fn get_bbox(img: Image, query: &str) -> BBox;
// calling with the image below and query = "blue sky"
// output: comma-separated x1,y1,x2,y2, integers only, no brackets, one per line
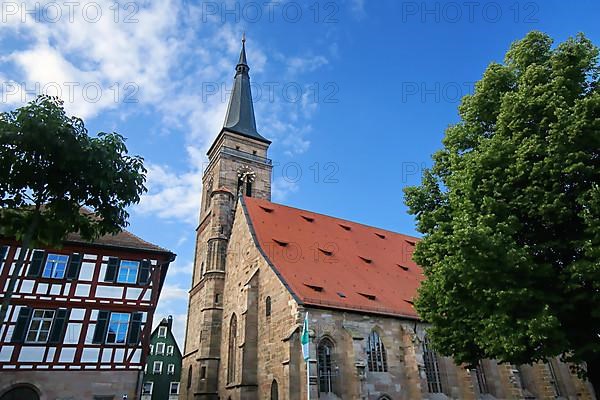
1,0,599,345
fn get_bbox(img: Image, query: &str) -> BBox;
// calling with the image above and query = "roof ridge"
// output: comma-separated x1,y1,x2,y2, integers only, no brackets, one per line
243,196,421,241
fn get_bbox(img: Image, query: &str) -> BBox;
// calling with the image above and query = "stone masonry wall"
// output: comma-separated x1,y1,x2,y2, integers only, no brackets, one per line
0,370,140,399
219,200,302,400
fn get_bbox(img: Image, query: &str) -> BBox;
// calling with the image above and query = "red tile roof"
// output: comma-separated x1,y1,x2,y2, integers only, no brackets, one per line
64,229,172,254
243,196,423,319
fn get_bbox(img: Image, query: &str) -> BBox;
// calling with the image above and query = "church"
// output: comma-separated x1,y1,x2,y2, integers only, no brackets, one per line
179,39,596,400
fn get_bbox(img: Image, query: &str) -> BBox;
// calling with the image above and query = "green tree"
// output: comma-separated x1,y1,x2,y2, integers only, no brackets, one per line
0,95,147,323
404,31,600,394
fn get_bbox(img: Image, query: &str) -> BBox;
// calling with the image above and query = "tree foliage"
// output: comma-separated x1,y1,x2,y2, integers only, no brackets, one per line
0,95,147,247
404,31,600,380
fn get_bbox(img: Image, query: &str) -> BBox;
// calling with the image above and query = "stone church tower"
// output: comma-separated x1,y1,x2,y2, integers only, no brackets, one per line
181,38,272,400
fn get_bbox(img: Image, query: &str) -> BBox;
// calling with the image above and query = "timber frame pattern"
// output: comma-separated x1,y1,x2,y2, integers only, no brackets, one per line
0,238,174,372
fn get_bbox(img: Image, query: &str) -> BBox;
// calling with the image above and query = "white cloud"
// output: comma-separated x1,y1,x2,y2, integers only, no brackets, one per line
272,176,299,202
1,1,331,224
136,153,204,224
1,0,182,119
168,260,193,276
286,55,329,75
350,0,367,19
158,283,189,302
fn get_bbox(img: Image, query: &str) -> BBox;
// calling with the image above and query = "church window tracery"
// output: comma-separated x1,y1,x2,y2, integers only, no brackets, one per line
318,338,336,394
227,314,238,383
367,331,388,372
422,335,443,393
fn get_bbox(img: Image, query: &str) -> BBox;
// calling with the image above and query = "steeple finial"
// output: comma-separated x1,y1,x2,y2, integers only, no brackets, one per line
237,32,248,69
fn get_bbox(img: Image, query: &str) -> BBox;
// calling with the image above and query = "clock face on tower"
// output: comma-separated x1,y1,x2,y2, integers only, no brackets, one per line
236,165,256,183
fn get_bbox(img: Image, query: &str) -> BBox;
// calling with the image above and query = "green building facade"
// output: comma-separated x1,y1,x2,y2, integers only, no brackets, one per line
142,316,182,400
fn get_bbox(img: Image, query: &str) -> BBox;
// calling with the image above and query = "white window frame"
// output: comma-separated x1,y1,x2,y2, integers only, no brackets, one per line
155,342,165,355
149,344,153,355
42,253,69,279
170,382,180,395
105,312,130,344
142,381,153,394
158,326,167,338
167,345,174,356
153,361,163,374
167,363,175,374
117,260,139,284
26,309,55,343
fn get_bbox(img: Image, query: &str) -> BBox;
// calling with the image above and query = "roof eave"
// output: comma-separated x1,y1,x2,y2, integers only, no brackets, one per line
206,127,271,157
61,239,176,259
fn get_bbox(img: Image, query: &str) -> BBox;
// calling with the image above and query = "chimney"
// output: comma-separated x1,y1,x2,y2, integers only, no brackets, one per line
167,315,173,331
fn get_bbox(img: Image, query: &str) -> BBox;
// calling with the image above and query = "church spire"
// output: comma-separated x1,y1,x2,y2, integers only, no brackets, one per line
222,34,269,143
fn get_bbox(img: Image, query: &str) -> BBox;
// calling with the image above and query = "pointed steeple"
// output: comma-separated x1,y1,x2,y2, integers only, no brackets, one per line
222,34,269,143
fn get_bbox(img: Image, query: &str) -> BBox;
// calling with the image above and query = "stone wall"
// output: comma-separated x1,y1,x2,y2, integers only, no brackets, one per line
218,200,302,400
296,308,596,400
0,370,140,399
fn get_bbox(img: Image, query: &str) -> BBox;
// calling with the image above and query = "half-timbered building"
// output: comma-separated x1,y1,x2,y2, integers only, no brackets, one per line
0,229,175,400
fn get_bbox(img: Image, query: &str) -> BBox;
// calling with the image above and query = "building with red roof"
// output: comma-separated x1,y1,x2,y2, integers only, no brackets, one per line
179,38,595,400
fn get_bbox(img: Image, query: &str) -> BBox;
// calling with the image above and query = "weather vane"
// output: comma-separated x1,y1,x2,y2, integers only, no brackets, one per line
242,32,246,44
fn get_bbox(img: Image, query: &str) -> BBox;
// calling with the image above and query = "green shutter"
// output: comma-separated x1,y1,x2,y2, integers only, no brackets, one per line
127,312,143,344
66,253,83,280
104,257,119,282
93,311,110,344
0,246,8,270
138,260,151,285
26,250,45,278
12,307,32,343
48,308,70,344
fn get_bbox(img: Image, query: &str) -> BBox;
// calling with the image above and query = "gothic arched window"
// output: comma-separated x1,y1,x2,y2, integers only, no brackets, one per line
236,166,255,197
422,336,443,393
237,178,252,197
187,365,192,389
546,359,563,397
265,296,272,317
474,361,489,394
204,178,213,211
227,314,237,383
270,379,279,400
367,331,388,372
317,338,335,393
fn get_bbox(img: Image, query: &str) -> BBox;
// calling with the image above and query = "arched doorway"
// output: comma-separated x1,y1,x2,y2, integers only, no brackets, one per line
0,385,39,400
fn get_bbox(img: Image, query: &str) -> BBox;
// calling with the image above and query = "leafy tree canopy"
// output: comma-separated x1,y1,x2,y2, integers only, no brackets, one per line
404,31,600,381
0,95,147,247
